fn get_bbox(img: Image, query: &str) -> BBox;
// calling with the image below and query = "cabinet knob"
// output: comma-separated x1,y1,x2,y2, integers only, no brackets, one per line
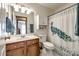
33,41,35,44
14,46,16,48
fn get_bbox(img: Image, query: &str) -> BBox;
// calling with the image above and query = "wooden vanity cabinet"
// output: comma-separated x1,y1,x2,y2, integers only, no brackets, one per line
26,38,40,56
6,41,26,56
6,38,40,56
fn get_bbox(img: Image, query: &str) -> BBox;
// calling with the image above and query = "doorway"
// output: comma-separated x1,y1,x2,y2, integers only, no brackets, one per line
16,16,27,34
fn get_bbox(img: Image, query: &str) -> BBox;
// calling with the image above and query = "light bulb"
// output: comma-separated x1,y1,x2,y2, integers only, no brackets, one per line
21,7,26,13
14,5,21,12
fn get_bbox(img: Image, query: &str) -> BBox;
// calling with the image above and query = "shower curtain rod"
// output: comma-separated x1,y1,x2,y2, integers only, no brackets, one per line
48,3,77,17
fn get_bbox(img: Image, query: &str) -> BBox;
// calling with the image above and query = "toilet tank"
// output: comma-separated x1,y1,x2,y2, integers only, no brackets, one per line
39,35,47,42
35,29,47,42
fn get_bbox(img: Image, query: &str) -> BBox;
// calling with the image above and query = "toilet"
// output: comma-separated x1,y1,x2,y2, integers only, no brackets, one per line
39,35,55,55
42,42,54,55
43,42,54,50
35,30,54,55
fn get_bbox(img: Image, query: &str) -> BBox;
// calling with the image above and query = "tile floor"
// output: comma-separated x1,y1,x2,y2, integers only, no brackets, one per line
40,48,60,56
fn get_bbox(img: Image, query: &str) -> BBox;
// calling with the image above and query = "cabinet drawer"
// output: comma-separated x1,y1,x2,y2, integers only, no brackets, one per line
26,38,39,46
6,47,25,56
33,39,39,43
6,41,25,51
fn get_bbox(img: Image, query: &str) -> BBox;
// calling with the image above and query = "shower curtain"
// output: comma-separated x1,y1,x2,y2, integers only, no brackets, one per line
48,4,79,56
0,3,7,36
0,3,6,56
75,4,79,36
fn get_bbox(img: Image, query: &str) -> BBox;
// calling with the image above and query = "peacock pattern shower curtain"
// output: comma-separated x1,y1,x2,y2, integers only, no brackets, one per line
48,4,79,56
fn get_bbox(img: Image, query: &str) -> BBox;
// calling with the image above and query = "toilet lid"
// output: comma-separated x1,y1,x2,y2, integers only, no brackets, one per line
43,42,54,48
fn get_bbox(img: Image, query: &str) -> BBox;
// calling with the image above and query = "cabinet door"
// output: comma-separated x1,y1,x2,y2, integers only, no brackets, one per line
6,47,25,56
27,43,40,56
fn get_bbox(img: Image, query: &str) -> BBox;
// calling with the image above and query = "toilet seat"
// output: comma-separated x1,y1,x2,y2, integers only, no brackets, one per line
43,42,54,50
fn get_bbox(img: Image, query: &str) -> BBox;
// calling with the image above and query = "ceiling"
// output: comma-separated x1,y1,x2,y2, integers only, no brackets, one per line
38,3,68,10
18,3,74,11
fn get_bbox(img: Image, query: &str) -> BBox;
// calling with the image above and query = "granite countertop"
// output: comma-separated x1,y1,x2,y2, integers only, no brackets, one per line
6,34,39,44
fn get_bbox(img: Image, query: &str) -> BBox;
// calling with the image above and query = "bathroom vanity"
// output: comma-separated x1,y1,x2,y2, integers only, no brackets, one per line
6,35,40,56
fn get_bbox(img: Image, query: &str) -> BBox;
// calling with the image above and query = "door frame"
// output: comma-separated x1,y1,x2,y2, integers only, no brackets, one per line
16,16,27,34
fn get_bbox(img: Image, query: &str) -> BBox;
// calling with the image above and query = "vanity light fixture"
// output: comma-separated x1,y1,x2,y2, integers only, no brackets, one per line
14,4,32,14
27,9,32,14
14,4,21,12
21,7,26,13
8,4,33,14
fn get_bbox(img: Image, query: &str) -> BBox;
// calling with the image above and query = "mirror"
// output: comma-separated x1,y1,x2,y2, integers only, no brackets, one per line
15,11,35,35
0,4,36,36
5,4,36,35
